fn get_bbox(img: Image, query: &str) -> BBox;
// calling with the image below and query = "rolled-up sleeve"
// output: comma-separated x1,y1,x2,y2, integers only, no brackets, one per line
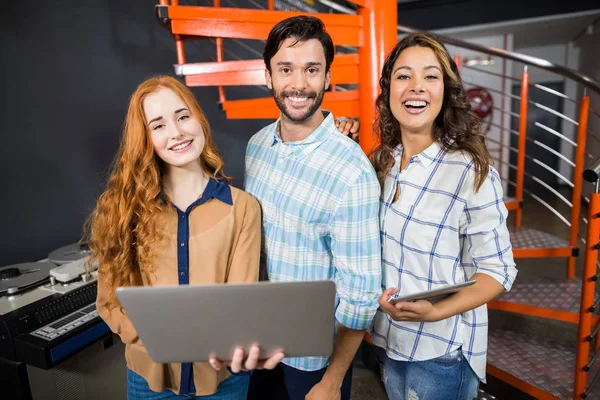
460,167,517,291
330,167,382,330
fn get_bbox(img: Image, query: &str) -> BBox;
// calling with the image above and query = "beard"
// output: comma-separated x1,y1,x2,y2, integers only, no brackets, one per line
272,84,326,123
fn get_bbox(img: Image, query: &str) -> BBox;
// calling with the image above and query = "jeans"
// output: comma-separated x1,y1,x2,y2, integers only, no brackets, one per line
280,363,353,400
127,369,249,400
377,348,479,400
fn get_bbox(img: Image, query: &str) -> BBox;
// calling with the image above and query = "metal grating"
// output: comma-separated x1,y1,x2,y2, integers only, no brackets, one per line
509,227,570,250
495,278,597,314
488,329,600,399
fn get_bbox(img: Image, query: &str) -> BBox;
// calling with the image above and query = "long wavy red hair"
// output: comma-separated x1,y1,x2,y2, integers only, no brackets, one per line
87,75,228,311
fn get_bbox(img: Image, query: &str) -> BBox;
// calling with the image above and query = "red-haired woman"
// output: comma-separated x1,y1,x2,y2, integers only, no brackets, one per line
88,75,283,399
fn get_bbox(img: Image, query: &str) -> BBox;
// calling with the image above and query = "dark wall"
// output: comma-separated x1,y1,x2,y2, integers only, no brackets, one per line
0,0,271,266
397,0,600,31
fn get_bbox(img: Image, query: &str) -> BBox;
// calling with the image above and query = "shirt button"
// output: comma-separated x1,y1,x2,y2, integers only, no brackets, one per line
180,242,185,247
180,271,185,277
181,214,185,219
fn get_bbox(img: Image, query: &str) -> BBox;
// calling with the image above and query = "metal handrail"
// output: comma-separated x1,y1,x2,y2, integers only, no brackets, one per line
317,0,355,14
486,119,577,168
530,102,579,126
462,79,521,101
532,121,577,147
523,186,572,227
487,135,575,188
533,83,580,104
489,155,577,220
462,64,522,82
396,24,600,95
488,121,519,136
463,65,580,104
315,1,600,94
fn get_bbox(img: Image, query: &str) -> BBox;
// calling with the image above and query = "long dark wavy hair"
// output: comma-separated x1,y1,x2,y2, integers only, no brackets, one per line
371,32,491,191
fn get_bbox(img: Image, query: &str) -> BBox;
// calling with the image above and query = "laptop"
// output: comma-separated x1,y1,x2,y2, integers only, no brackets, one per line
115,280,336,363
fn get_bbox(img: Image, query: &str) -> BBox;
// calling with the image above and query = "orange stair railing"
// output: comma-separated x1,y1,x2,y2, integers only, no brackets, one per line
575,159,600,399
155,0,397,153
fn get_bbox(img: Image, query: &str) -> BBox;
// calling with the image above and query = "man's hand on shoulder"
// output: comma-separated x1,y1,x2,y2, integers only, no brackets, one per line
334,118,360,142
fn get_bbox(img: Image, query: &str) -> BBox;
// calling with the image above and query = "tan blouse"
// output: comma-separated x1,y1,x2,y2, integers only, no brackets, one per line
96,180,261,396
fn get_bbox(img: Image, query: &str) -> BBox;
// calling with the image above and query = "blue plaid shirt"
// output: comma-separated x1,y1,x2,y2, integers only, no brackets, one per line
244,111,382,371
370,141,517,381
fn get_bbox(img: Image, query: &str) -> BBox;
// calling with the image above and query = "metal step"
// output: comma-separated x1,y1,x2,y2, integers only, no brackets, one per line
504,197,520,211
489,278,598,324
509,227,574,258
222,90,359,119
487,328,600,399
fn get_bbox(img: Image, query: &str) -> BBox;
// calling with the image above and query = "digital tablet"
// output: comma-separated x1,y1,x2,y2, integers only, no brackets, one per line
115,280,336,363
387,280,476,305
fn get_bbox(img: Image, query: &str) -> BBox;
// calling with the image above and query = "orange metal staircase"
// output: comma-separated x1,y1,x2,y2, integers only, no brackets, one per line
155,1,600,399
156,0,397,153
441,30,600,398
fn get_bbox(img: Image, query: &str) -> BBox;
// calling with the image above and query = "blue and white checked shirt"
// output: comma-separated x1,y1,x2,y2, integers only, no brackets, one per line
370,141,517,381
245,111,382,371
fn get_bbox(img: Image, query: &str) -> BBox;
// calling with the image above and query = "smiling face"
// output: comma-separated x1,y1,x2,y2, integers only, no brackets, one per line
389,46,445,138
265,38,331,124
143,87,205,170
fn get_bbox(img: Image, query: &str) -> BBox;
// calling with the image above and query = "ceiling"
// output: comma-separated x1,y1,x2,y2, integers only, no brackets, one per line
435,9,600,49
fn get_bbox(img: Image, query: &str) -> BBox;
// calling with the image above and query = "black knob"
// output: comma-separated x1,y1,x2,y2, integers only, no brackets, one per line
0,268,20,280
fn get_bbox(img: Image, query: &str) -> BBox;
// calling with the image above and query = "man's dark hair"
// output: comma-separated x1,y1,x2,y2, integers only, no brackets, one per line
263,16,335,73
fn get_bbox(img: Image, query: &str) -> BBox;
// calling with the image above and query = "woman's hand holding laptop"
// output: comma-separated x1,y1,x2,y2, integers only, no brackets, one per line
208,343,285,373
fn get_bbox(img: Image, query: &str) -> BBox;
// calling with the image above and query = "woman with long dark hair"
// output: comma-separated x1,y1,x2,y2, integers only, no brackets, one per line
370,33,517,400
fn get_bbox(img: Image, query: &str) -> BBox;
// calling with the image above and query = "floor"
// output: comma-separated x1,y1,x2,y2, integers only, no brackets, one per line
350,364,388,400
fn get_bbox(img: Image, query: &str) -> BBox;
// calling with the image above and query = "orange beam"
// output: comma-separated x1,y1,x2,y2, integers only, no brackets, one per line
222,90,359,119
181,54,359,87
213,0,225,104
568,96,590,279
574,192,600,397
514,70,529,228
175,35,186,65
488,301,580,323
512,247,574,258
486,365,559,400
454,54,461,73
357,0,397,154
504,200,520,211
357,4,377,153
167,6,363,46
